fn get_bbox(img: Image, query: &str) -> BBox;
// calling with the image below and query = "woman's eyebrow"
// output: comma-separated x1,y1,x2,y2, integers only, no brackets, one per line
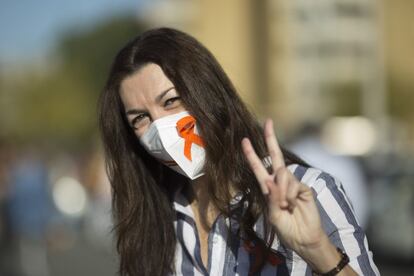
125,108,146,116
125,87,175,116
155,87,175,103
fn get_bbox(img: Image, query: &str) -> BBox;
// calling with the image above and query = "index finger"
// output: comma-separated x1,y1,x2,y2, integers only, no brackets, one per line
241,137,270,194
264,119,285,172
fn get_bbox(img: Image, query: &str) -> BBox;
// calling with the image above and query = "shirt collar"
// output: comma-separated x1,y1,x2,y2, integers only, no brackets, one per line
172,182,249,219
172,182,194,218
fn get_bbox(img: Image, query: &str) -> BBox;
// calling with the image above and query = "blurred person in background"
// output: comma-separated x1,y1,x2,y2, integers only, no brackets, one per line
82,149,113,250
5,146,54,276
0,141,18,275
98,28,379,275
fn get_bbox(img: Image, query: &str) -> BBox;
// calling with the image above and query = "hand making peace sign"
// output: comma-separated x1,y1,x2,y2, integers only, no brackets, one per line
241,119,329,258
241,119,359,275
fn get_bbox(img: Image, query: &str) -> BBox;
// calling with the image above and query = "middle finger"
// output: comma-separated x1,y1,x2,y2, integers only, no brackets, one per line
264,119,286,172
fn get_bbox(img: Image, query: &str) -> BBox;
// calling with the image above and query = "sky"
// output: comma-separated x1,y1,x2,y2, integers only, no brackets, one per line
0,0,149,64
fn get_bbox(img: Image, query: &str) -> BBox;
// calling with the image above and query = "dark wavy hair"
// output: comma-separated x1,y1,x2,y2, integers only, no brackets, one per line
98,27,308,276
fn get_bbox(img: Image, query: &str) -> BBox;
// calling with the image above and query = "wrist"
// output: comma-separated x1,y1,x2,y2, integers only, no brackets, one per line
298,235,342,273
312,247,350,276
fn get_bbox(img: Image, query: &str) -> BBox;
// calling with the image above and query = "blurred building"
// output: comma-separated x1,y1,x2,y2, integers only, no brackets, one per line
268,1,386,131
142,0,389,136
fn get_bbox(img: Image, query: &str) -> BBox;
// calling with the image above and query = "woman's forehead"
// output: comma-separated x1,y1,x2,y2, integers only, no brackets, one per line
120,64,174,97
119,63,176,109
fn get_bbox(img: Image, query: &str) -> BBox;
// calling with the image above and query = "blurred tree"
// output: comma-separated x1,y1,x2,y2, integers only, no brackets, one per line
56,16,147,95
0,16,146,151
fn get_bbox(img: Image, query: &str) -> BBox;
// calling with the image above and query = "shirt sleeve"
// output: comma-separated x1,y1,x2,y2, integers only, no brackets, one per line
307,168,380,276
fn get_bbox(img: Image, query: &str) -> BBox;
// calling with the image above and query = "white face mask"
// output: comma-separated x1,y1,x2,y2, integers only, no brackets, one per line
139,111,206,180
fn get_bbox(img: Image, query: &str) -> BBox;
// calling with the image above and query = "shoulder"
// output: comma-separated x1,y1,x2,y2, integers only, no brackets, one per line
287,163,355,224
287,163,340,189
287,163,348,197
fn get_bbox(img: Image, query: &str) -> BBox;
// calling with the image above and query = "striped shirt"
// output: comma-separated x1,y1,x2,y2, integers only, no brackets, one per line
171,163,380,275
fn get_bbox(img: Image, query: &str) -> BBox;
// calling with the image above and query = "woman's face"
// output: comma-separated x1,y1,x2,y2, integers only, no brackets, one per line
120,63,186,137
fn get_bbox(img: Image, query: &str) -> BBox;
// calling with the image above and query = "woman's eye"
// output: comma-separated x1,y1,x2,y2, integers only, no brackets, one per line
164,97,181,107
131,113,149,129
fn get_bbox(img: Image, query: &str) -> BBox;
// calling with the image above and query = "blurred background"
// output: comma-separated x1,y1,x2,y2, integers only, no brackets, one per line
0,0,413,275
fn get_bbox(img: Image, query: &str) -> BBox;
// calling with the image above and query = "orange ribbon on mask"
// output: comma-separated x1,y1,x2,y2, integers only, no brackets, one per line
176,115,205,161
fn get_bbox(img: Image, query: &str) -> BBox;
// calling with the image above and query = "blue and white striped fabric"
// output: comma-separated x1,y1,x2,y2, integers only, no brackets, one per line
171,163,380,275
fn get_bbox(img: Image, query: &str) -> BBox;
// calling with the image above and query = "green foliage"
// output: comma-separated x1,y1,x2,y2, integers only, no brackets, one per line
0,16,146,150
56,16,146,95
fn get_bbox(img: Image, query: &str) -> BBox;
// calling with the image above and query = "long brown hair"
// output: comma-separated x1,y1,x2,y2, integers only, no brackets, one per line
98,27,308,276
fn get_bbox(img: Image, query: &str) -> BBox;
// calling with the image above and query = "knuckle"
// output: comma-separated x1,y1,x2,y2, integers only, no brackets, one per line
275,166,285,175
251,162,262,171
268,148,278,157
279,168,290,179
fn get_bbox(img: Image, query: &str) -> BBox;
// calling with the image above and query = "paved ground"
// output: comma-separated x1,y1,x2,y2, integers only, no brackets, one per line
1,237,412,276
48,237,117,276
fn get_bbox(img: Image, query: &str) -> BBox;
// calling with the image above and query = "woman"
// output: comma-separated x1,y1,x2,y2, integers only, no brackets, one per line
98,27,379,276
